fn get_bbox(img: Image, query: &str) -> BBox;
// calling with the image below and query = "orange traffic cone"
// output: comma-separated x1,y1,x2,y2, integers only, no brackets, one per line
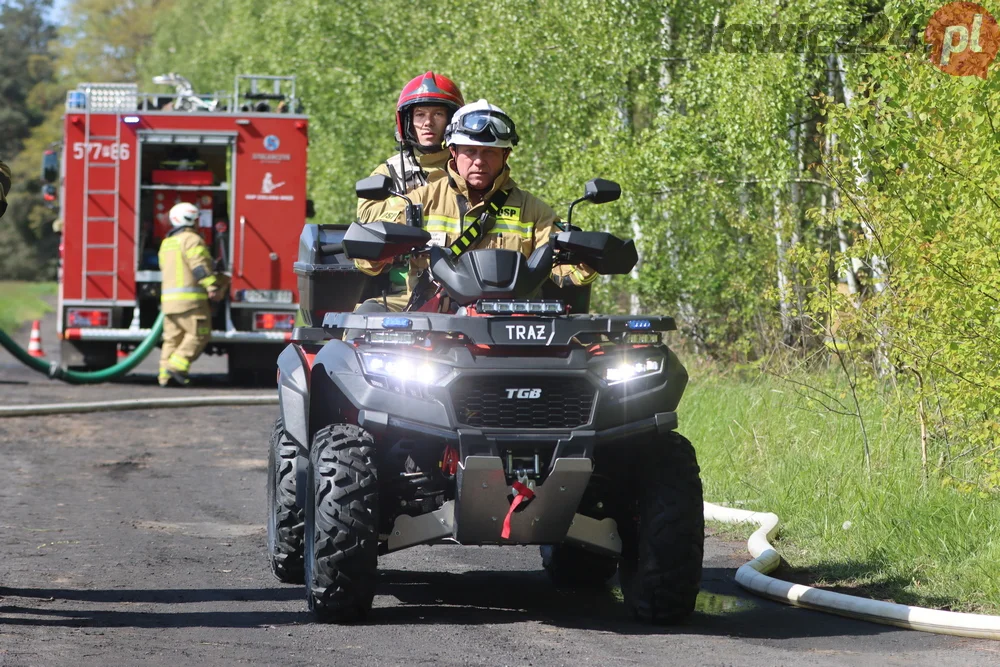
27,320,45,358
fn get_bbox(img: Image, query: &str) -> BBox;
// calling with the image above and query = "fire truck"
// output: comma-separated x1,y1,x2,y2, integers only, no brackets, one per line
45,75,309,380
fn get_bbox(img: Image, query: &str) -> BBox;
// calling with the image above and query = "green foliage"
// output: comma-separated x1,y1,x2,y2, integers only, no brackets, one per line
0,0,60,280
688,368,1000,613
0,280,55,332
822,0,1000,490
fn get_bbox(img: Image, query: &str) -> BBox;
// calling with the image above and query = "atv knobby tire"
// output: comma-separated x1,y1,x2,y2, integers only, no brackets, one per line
541,544,619,588
619,432,704,624
305,424,379,623
267,418,305,583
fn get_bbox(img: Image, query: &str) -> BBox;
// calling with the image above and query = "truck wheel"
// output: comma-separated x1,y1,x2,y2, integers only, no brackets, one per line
619,432,704,624
541,544,619,588
267,418,304,583
304,424,378,623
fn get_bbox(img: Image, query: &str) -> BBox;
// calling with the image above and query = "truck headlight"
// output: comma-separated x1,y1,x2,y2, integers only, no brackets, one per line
603,355,663,385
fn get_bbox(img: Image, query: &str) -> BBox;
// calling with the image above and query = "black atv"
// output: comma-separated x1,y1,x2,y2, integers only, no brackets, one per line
268,176,703,624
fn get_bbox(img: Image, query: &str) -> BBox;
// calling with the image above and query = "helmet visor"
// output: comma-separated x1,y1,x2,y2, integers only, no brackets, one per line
457,110,516,140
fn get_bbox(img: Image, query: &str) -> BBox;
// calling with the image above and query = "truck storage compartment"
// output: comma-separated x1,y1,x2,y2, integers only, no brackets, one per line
295,224,369,326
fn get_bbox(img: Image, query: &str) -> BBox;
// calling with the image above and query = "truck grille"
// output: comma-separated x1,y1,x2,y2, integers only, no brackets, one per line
450,376,596,429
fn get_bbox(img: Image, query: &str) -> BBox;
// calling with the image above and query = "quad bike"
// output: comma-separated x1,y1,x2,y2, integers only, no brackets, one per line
268,176,703,624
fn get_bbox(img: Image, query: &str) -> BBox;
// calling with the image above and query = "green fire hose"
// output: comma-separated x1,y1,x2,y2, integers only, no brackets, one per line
0,312,164,384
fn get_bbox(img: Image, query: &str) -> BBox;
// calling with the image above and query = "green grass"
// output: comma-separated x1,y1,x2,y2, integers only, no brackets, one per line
0,281,57,333
684,367,1000,614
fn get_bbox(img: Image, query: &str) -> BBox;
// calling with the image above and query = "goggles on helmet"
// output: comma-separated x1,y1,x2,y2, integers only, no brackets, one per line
454,110,518,144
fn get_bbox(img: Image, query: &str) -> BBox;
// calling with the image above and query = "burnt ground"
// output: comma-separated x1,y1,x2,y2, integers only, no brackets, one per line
1,312,999,666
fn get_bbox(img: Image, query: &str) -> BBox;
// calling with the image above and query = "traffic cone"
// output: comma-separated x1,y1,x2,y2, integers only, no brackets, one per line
27,320,45,358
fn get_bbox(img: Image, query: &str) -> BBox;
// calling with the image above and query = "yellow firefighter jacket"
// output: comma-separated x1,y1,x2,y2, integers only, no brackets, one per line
354,164,597,296
0,159,10,218
356,148,450,222
158,227,219,315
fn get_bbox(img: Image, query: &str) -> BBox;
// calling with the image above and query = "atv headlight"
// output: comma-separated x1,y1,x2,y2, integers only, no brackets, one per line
360,352,450,386
603,355,663,385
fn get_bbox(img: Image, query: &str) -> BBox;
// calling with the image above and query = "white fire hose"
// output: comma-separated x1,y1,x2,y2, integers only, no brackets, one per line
0,394,278,417
704,502,1000,640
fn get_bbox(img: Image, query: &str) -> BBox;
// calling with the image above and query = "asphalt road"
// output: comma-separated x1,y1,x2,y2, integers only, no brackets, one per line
1,313,998,666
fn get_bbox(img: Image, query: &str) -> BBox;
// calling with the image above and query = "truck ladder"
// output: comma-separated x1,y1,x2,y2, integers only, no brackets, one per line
80,98,124,302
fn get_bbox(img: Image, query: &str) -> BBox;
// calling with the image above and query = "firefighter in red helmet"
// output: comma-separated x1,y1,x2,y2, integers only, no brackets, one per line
356,72,464,223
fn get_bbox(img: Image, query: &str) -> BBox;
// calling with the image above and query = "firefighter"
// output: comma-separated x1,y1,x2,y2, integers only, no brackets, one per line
157,202,226,387
352,99,596,317
356,72,464,223
0,158,10,219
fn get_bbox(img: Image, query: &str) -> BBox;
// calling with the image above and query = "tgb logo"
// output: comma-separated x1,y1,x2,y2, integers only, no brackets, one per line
925,2,1000,79
505,388,542,399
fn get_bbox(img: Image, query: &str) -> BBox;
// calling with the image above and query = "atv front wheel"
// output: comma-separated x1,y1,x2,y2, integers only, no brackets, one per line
304,424,379,623
619,432,704,624
540,544,619,588
267,418,305,583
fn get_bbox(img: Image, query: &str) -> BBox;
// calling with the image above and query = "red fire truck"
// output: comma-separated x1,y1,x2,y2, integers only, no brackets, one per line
47,75,309,380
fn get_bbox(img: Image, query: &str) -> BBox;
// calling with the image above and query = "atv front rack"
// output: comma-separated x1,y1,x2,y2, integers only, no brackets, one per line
312,312,677,347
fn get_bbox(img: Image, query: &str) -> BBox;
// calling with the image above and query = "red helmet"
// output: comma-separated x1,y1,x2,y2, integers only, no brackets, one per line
395,72,464,147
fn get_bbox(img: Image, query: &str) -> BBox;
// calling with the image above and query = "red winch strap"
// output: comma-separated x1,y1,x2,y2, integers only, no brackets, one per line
500,481,535,540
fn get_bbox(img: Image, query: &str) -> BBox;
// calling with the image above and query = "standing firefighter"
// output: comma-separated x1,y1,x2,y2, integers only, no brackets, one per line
157,203,226,387
0,158,10,219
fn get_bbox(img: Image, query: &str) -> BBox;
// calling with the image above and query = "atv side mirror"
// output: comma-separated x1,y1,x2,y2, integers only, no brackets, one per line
355,175,396,201
555,231,638,275
565,178,622,228
341,221,431,261
583,178,621,204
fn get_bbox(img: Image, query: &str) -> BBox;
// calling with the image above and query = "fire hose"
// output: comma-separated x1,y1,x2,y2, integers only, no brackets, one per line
0,312,166,384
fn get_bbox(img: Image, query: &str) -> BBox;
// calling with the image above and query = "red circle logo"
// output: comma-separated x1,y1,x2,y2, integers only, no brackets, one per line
925,2,1000,78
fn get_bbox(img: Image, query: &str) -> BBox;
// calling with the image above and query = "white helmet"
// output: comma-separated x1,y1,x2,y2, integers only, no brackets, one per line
445,99,519,149
169,202,199,228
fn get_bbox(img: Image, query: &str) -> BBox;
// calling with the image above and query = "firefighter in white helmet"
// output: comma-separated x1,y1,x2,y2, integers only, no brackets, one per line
157,202,227,386
352,99,595,315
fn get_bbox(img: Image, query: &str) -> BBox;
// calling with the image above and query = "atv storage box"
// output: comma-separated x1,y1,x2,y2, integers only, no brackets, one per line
294,224,369,326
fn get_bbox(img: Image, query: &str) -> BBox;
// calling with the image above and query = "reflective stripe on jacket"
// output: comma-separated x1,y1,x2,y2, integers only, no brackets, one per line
356,148,450,223
158,227,217,314
354,164,596,294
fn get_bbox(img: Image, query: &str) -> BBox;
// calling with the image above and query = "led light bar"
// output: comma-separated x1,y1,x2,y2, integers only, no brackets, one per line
367,330,423,345
624,332,661,345
626,319,652,330
477,300,565,315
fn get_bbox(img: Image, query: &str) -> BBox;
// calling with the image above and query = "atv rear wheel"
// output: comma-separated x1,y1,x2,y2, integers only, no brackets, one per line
304,424,379,623
267,418,305,583
541,544,619,588
619,432,704,624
